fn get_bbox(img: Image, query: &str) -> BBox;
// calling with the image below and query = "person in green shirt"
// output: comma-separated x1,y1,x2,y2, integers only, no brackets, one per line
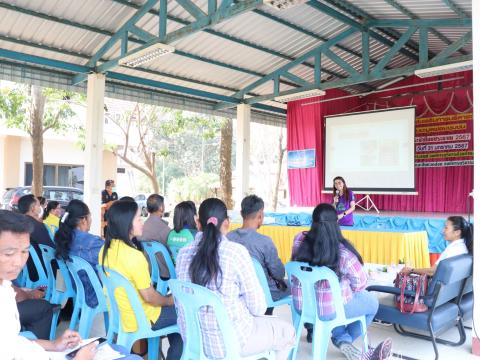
167,201,197,261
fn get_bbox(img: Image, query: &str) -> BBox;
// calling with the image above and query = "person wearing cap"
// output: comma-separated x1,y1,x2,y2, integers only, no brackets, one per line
227,195,289,315
101,180,118,238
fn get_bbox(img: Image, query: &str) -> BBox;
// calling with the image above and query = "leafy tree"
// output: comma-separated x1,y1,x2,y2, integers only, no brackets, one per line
0,84,81,195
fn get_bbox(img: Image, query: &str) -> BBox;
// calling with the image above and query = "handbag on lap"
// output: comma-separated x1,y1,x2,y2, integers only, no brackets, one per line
394,273,429,313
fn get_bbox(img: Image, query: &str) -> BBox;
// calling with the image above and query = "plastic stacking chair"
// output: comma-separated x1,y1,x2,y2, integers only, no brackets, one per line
142,241,176,295
285,261,369,360
251,257,291,308
19,331,37,340
66,256,112,340
24,246,49,289
168,279,275,360
98,266,179,360
39,245,77,339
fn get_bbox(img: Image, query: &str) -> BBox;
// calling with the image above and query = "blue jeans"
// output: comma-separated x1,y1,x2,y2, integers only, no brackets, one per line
152,305,183,360
331,290,379,346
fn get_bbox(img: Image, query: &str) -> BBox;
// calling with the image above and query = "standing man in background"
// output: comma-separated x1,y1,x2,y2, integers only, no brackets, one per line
101,179,118,238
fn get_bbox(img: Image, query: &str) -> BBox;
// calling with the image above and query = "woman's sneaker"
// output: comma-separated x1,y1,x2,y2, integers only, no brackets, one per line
337,342,362,360
362,338,393,360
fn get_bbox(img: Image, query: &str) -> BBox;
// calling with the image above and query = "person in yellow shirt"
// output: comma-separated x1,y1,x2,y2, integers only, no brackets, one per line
99,200,182,359
43,200,62,236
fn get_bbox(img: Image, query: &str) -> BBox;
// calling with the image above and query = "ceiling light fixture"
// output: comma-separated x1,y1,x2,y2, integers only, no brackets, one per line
414,60,472,78
119,43,175,68
274,89,326,103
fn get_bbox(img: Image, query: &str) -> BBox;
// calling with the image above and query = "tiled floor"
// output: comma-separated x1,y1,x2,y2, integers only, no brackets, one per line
60,302,476,360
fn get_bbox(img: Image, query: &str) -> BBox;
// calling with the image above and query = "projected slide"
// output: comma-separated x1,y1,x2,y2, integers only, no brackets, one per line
324,107,415,192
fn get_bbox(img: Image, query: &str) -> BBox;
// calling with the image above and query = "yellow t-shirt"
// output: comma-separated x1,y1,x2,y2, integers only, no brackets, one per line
44,214,60,233
99,239,160,332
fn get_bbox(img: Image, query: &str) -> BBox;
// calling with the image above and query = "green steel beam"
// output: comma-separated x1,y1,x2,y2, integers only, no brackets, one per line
94,0,264,74
243,55,472,105
323,49,358,77
0,1,297,86
0,35,265,96
318,0,424,59
371,26,417,77
130,26,157,42
442,0,469,18
175,0,206,20
428,31,472,66
307,0,418,61
381,0,468,55
159,0,167,41
282,72,311,87
233,27,357,99
87,0,159,66
419,27,428,66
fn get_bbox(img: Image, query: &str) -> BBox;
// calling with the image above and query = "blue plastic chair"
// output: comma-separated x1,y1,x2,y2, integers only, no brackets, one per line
98,266,179,360
251,257,291,309
19,331,37,340
142,241,176,295
168,279,275,360
66,256,112,340
24,246,49,289
44,223,58,242
39,245,77,339
285,261,368,360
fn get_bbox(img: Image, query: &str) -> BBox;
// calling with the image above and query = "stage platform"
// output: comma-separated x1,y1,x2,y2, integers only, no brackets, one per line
229,223,430,268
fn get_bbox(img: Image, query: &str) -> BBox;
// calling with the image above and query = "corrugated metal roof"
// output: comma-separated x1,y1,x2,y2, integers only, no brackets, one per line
0,0,473,120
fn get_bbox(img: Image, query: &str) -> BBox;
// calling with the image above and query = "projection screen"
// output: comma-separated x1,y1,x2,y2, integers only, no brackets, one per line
324,106,416,193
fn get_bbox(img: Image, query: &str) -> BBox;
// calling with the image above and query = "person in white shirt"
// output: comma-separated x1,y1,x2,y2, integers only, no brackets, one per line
0,209,97,360
401,216,473,276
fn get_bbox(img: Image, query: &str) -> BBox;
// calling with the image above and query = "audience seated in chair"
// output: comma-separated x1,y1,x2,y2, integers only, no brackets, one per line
43,200,62,237
167,201,197,262
139,194,172,279
99,200,183,359
18,194,55,283
0,209,97,360
291,203,392,360
228,194,290,315
400,216,473,277
176,198,295,359
55,200,104,309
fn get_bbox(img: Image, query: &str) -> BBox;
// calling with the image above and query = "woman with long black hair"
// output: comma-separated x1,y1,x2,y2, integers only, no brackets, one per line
292,203,391,360
99,200,182,359
55,199,103,308
175,198,295,359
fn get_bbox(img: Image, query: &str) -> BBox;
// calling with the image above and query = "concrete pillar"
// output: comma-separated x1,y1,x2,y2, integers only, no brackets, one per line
235,104,251,208
84,74,105,236
471,0,479,355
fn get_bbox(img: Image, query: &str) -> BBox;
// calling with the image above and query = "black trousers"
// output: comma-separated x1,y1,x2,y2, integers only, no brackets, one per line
17,299,54,340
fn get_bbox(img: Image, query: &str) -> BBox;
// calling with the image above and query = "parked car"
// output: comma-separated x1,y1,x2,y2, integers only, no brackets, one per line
2,186,83,211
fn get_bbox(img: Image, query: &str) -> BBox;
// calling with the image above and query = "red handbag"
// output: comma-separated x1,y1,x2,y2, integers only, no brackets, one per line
394,273,429,313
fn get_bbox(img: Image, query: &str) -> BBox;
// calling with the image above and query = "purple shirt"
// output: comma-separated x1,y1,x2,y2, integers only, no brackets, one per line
335,190,355,226
291,232,367,317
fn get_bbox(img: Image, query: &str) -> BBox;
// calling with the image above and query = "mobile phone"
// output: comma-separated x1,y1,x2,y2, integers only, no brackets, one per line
65,337,107,359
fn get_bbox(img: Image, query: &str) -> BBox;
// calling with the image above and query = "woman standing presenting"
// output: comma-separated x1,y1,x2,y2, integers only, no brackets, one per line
333,176,356,226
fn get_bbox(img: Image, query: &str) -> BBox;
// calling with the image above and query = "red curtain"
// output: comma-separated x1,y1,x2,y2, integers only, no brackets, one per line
287,72,473,212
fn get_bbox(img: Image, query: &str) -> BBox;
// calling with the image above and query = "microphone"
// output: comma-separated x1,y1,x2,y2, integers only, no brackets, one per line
336,190,340,196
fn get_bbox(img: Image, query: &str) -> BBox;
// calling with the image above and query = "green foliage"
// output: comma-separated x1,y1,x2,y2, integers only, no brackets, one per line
0,85,29,131
0,84,83,135
168,172,219,203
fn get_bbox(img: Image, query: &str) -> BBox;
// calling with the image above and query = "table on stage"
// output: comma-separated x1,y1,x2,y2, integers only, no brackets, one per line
229,224,430,268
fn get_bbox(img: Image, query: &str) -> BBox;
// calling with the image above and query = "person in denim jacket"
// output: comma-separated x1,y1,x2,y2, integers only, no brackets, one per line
55,200,103,308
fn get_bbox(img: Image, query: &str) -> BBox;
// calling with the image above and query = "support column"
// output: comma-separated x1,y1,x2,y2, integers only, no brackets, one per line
471,0,479,355
235,104,251,208
84,73,105,236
